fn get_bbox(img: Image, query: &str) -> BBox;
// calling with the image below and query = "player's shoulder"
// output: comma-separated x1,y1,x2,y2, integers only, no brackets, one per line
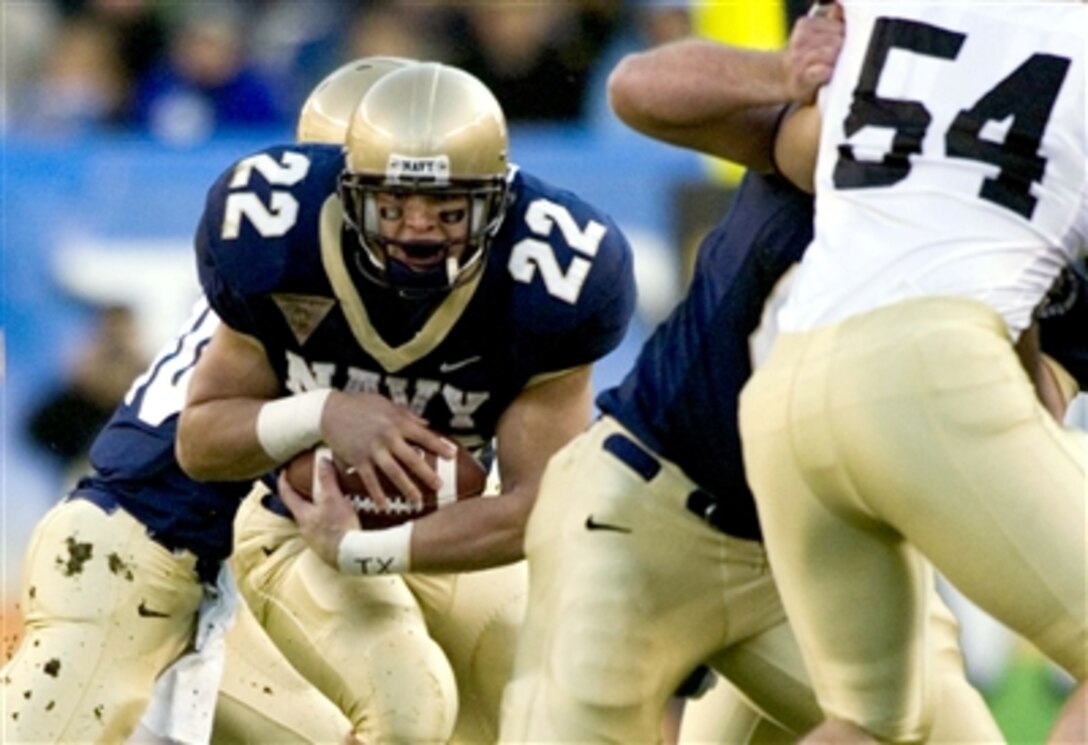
503,166,634,289
505,168,631,257
496,167,635,317
197,142,343,295
479,168,637,363
734,170,811,214
204,142,343,214
712,171,814,254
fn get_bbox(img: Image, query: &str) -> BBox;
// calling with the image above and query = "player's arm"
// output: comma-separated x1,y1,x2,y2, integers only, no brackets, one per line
177,324,453,500
1017,320,1080,421
774,104,821,193
607,4,842,173
282,365,594,574
176,324,284,480
409,364,594,572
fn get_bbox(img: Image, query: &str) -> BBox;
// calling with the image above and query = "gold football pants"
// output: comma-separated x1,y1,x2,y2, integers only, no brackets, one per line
2,498,201,744
499,416,1002,744
740,297,1088,741
233,483,526,744
2,497,355,745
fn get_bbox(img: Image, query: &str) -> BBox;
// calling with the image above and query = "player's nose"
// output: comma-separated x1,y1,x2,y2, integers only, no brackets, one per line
401,198,437,232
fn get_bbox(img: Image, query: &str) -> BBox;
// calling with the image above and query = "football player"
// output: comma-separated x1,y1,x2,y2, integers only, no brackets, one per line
734,1,1088,742
1,57,411,745
500,6,1088,743
175,62,636,743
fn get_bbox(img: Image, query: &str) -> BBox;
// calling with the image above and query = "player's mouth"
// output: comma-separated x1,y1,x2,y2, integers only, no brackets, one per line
389,241,455,271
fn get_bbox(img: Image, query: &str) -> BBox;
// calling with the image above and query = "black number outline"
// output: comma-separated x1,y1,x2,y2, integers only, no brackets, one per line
833,18,964,190
832,17,1071,220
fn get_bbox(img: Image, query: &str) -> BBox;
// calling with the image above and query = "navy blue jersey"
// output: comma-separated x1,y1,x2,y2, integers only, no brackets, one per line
597,172,814,540
600,171,1086,541
72,299,250,568
196,143,635,453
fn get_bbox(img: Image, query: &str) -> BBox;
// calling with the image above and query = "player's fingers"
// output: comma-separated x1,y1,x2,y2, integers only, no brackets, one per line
391,440,443,493
812,0,843,21
793,13,842,45
354,463,392,512
374,448,425,505
794,29,842,68
787,43,838,102
313,452,341,505
278,471,313,519
313,459,363,532
804,63,833,87
790,9,844,66
403,408,431,427
403,421,458,460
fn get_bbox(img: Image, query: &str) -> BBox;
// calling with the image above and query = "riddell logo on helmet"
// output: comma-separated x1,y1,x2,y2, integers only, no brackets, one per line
387,154,451,185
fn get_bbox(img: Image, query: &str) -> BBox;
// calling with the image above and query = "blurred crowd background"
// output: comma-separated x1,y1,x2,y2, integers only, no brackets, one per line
2,0,808,142
0,2,1067,741
2,0,807,517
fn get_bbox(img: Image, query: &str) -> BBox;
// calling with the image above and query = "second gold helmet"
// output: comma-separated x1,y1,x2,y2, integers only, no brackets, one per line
296,56,415,144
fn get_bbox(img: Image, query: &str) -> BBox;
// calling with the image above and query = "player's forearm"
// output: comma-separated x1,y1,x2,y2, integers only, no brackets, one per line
408,487,533,573
176,398,285,481
608,41,789,168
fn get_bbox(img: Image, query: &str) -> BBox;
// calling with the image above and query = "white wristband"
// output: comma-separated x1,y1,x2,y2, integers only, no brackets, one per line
337,524,413,575
256,389,332,462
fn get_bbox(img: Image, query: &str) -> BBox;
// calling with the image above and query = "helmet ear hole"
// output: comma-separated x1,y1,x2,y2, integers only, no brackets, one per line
339,63,510,295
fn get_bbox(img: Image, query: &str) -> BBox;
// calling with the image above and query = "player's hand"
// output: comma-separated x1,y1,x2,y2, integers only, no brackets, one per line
321,391,456,509
784,1,844,104
278,459,359,569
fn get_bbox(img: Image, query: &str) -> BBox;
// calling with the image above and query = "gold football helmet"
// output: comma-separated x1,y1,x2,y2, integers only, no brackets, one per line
339,62,510,295
296,56,415,144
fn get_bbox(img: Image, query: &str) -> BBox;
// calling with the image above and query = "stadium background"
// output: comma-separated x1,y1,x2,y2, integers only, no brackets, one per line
0,2,1069,741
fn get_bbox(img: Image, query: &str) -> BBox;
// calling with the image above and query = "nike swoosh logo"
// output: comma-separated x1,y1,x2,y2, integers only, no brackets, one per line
439,356,482,374
585,516,632,534
137,601,170,618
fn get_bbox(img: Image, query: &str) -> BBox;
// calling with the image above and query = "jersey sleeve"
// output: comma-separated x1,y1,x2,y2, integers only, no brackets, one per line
505,174,638,375
551,223,636,369
194,144,332,337
195,197,263,337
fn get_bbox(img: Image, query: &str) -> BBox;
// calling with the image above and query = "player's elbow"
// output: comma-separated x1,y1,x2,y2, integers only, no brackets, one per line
174,409,217,481
608,53,662,134
503,485,539,560
174,414,201,479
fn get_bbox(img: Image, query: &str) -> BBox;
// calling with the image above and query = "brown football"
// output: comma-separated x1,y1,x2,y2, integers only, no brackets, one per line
284,443,488,530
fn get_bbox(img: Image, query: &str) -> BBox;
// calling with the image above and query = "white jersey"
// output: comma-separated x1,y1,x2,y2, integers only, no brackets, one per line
780,1,1088,337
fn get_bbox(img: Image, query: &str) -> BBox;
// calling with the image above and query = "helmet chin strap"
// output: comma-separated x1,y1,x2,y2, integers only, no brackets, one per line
356,245,459,300
445,255,459,286
377,254,457,300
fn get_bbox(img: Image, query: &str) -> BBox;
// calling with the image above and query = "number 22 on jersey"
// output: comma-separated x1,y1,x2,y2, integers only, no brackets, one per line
508,199,607,305
216,151,609,305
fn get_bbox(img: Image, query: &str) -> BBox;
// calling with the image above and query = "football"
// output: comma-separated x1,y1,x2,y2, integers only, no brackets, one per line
284,443,488,529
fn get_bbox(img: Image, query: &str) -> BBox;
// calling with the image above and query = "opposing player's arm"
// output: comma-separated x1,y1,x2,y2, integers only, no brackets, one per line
1017,322,1079,421
408,364,594,572
608,6,842,174
608,41,787,171
774,104,821,194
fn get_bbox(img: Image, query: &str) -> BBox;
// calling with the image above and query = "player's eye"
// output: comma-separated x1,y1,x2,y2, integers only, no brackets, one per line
439,208,466,225
379,205,403,221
